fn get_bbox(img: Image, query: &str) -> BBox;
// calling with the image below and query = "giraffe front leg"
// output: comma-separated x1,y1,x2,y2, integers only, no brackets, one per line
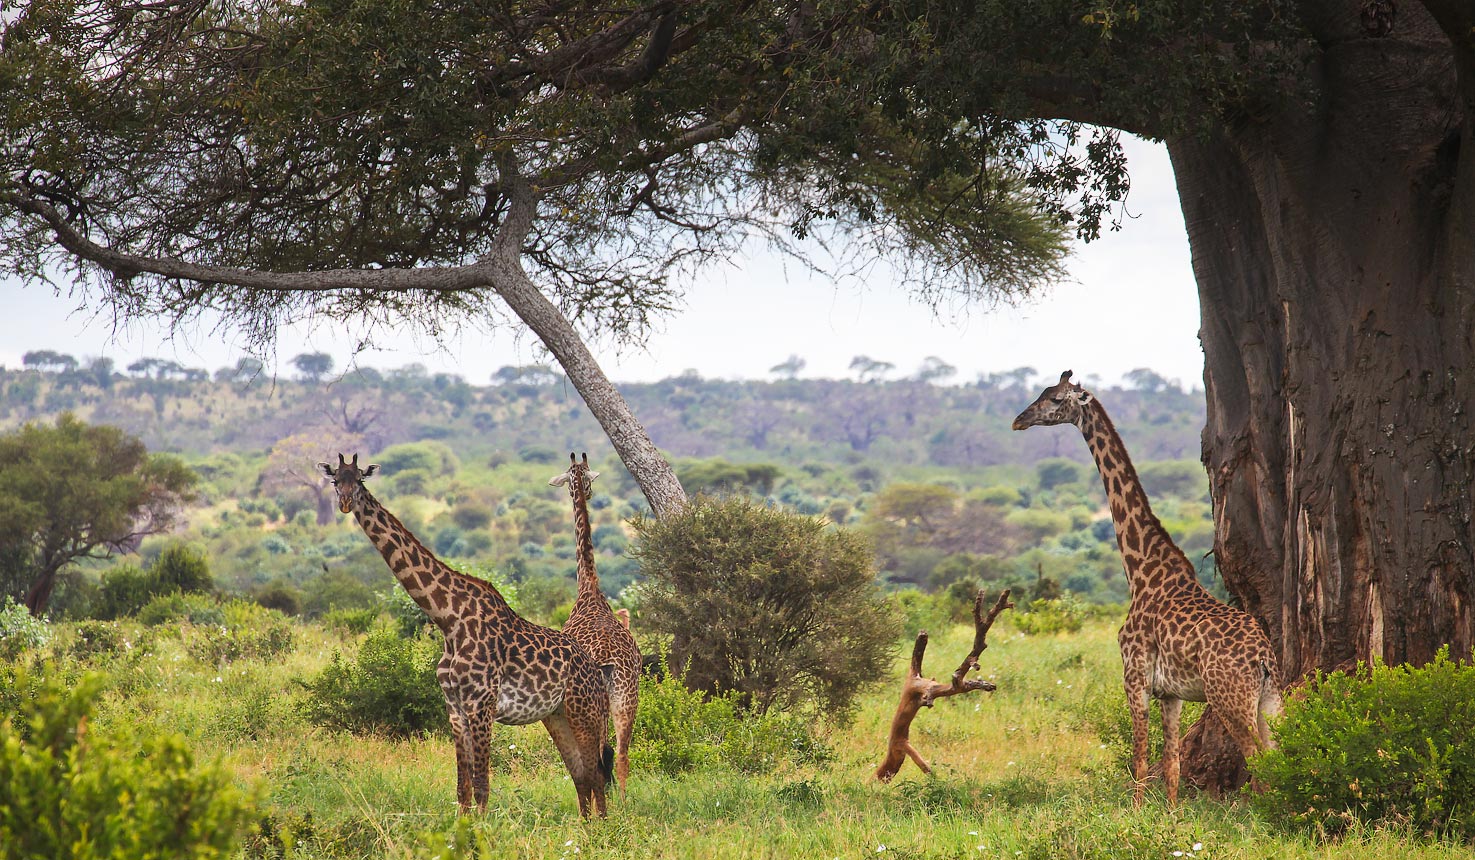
464,705,495,813
1160,697,1183,807
1124,675,1151,807
446,704,474,812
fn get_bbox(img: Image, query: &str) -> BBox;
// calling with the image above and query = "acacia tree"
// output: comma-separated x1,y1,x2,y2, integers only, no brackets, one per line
0,414,198,615
0,0,1071,522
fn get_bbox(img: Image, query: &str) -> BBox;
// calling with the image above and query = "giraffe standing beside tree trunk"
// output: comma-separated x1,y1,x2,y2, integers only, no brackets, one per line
550,452,642,797
320,453,613,818
1012,373,1282,806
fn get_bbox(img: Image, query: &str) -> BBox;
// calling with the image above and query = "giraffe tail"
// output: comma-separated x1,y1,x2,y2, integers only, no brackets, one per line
600,743,615,786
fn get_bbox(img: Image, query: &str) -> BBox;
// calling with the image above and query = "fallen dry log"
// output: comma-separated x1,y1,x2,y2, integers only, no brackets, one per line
874,589,1014,782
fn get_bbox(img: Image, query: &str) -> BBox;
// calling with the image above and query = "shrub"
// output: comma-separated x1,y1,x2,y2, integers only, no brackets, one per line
1251,648,1475,839
632,495,899,717
63,621,151,662
0,669,250,858
0,598,48,662
322,607,379,635
137,591,225,627
185,602,295,665
94,564,156,619
300,626,446,737
150,541,214,593
1014,596,1087,635
631,659,832,776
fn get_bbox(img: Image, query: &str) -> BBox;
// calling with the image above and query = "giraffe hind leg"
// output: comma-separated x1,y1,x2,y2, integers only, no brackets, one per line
1160,697,1183,807
611,688,636,797
543,709,607,818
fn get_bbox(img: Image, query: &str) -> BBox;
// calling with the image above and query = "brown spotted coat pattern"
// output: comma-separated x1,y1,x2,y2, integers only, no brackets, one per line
320,454,612,818
550,452,642,796
1013,373,1282,806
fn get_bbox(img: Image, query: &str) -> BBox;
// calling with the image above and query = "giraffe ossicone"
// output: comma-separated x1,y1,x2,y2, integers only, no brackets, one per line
1014,372,1282,807
320,452,614,818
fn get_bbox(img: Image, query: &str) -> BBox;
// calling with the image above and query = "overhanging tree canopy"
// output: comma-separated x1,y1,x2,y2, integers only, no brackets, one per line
1,0,1082,518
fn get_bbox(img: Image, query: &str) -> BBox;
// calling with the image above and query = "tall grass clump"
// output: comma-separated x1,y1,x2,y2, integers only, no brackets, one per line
631,495,899,717
0,669,250,859
1252,647,1475,839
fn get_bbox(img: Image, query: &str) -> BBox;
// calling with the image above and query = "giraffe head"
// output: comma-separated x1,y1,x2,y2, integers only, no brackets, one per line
549,452,599,499
1011,370,1094,431
317,452,380,514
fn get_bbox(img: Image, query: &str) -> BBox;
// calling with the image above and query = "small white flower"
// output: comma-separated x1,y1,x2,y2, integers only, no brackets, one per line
876,845,886,853
565,840,574,847
509,744,516,750
968,831,978,836
1007,761,1016,767
1172,852,1184,857
1056,679,1063,685
1192,844,1204,853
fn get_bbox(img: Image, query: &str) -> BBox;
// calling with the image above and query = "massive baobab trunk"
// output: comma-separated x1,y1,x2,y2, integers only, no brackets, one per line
1165,3,1475,790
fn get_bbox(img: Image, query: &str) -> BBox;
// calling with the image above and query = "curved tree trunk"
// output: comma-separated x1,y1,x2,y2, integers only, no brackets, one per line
487,254,689,518
1166,4,1475,790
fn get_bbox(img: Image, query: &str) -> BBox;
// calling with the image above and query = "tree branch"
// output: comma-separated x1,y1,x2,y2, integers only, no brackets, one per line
875,589,1013,782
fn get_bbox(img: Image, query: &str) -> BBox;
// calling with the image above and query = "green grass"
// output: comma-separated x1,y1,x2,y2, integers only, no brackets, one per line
16,617,1475,859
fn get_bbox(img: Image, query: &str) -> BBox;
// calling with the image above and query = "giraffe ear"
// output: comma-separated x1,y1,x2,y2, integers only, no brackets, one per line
1076,390,1094,405
587,470,600,483
317,462,333,477
549,472,570,487
363,464,379,477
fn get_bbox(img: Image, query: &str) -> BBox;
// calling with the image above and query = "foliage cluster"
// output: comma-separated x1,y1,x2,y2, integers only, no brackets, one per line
1252,649,1475,839
1013,596,1089,635
0,598,48,660
632,496,900,717
94,541,214,620
0,670,249,859
631,662,833,776
300,626,446,738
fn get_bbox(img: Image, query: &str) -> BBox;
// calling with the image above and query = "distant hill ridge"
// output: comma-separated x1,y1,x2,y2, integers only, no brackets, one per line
0,364,1206,471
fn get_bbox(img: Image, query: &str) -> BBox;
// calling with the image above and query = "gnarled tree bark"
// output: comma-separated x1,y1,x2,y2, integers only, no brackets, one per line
1165,3,1475,791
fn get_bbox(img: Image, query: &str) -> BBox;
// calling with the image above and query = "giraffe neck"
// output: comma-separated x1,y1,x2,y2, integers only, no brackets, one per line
1076,399,1196,600
351,487,512,628
569,483,602,601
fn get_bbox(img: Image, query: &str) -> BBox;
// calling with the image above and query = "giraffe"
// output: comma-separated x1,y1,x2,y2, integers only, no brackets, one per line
550,452,642,797
319,453,613,818
1012,372,1282,806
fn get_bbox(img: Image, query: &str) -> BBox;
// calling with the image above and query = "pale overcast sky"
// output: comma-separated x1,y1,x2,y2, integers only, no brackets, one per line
3,137,1202,390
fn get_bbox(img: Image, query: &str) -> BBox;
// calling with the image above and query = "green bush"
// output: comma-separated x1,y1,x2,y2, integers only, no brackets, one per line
321,607,379,635
632,495,899,718
0,669,250,858
63,620,151,662
185,602,295,665
1251,648,1475,839
0,598,47,661
631,658,832,776
137,591,225,627
94,564,156,620
150,541,215,593
300,626,446,737
1014,596,1087,635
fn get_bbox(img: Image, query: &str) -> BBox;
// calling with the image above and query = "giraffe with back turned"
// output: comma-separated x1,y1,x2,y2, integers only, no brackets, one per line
319,453,613,818
1013,372,1282,806
550,452,642,796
